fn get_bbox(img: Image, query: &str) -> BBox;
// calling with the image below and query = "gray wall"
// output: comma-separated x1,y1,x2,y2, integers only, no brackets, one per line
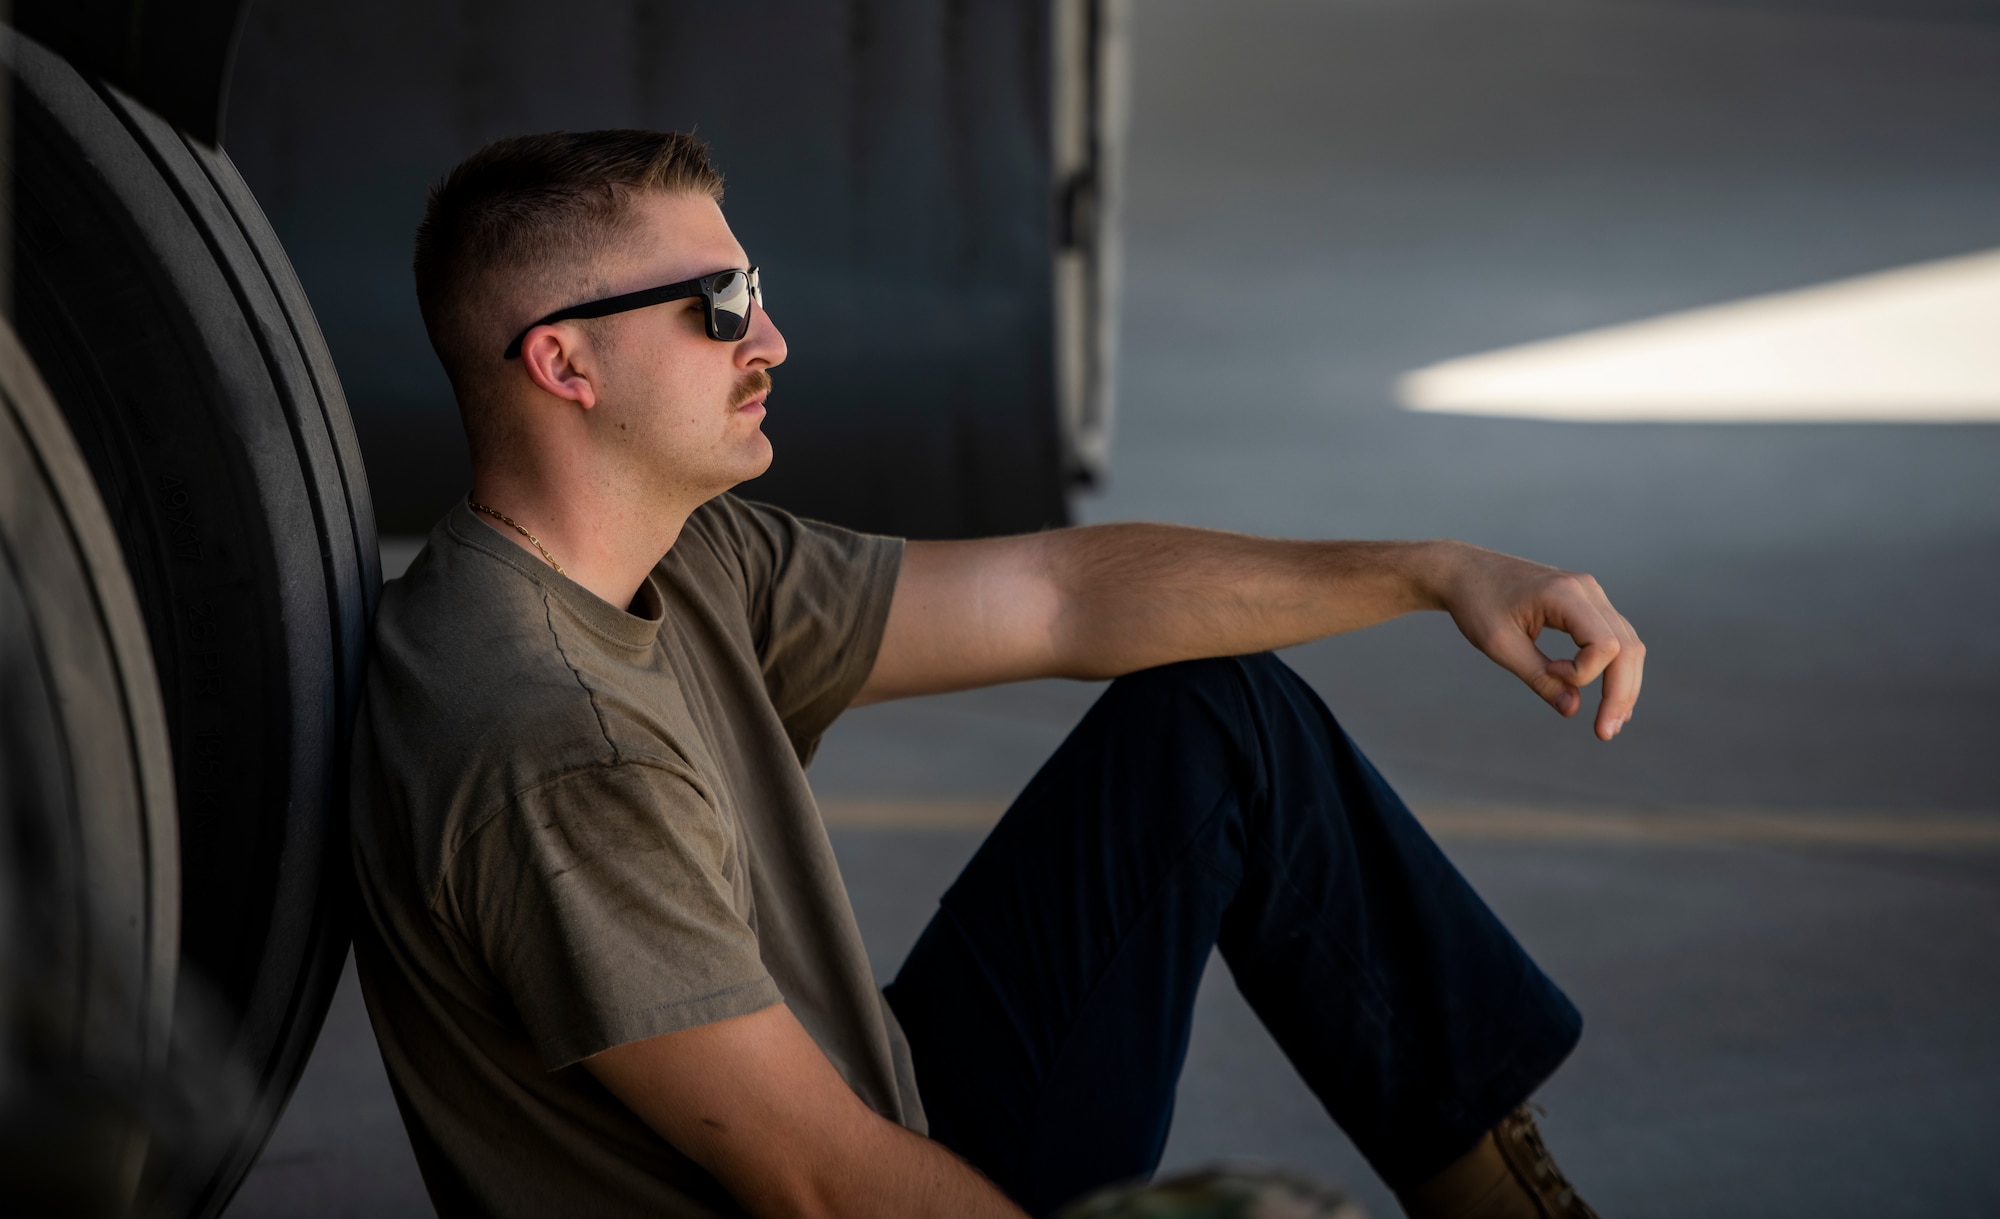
224,1,1070,538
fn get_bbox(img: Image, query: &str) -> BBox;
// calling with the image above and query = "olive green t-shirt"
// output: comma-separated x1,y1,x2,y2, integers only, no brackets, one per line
349,495,917,1219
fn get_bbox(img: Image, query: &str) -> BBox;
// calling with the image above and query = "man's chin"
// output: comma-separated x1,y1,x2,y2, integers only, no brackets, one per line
729,433,776,486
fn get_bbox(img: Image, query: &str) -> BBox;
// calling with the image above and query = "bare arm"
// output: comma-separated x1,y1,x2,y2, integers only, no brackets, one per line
585,1003,1025,1219
855,524,1644,740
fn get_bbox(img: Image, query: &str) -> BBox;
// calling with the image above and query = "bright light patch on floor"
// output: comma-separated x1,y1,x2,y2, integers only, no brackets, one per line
1398,248,2000,422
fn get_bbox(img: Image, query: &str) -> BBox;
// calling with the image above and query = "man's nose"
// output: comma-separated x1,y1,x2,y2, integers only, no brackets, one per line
741,306,786,370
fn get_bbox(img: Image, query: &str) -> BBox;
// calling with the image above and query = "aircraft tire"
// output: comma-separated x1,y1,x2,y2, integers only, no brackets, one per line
0,316,179,1215
4,31,379,1218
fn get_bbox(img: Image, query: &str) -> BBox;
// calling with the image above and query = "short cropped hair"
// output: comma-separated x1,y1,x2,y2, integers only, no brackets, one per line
412,130,725,437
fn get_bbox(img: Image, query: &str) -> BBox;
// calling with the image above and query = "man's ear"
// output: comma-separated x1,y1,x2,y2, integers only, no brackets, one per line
518,325,600,410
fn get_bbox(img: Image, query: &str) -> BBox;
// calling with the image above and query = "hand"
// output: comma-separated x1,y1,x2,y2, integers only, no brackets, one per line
1430,543,1645,740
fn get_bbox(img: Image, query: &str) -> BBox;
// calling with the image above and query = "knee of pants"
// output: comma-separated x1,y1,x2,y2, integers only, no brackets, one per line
1096,653,1317,749
1093,652,1367,835
1099,652,1284,712
1093,657,1254,761
1082,656,1294,819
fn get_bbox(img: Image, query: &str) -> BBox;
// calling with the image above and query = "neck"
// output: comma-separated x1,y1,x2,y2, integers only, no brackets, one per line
467,468,695,612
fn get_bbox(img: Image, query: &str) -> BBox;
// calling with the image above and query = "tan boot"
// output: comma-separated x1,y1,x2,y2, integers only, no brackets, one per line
1396,1104,1599,1219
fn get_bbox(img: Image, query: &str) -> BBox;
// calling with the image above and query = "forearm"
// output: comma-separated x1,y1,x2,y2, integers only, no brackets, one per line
1046,523,1454,678
588,1004,1024,1219
864,523,1641,734
745,1116,1023,1219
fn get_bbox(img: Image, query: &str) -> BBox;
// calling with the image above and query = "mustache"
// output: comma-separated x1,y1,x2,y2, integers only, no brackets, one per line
731,370,772,408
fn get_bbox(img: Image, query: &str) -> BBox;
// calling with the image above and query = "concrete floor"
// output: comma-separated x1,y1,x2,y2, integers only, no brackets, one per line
229,1,2000,1215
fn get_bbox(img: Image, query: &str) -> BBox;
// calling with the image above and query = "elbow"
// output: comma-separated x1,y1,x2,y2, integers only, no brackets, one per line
771,1197,840,1219
1028,577,1097,680
766,1189,884,1219
745,1184,834,1219
737,1164,859,1219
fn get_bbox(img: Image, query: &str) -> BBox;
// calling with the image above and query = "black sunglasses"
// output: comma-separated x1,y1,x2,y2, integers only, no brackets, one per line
502,266,762,359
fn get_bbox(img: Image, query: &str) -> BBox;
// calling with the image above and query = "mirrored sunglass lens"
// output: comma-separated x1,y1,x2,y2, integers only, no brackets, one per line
710,272,751,339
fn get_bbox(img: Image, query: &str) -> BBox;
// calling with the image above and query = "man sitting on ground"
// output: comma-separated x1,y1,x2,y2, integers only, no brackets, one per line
350,130,1642,1219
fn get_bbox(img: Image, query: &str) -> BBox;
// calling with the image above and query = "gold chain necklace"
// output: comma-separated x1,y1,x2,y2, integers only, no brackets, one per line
467,501,564,575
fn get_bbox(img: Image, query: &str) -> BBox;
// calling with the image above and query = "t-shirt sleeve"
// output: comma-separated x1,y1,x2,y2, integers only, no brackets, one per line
692,495,904,760
445,761,782,1070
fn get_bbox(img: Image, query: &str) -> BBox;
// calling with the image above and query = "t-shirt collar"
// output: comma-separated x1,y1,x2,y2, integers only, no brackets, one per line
446,501,664,649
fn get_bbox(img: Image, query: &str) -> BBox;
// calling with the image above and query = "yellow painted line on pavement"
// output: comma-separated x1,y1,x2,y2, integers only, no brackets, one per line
1414,806,2000,848
818,798,2000,848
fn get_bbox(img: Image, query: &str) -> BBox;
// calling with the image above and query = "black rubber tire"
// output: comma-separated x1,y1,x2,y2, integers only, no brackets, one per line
0,318,178,1214
4,32,380,1218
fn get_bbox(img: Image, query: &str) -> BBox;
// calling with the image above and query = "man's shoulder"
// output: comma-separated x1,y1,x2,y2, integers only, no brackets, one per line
668,492,774,579
672,491,865,573
669,492,901,608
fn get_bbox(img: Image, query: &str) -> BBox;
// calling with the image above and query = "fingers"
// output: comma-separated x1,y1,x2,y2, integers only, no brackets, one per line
1542,574,1646,740
1526,576,1616,713
1447,549,1647,738
1592,606,1646,740
1477,618,1585,718
1548,581,1622,689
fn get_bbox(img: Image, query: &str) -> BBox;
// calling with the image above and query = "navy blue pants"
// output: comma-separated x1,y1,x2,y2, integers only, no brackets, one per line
883,655,1581,1216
